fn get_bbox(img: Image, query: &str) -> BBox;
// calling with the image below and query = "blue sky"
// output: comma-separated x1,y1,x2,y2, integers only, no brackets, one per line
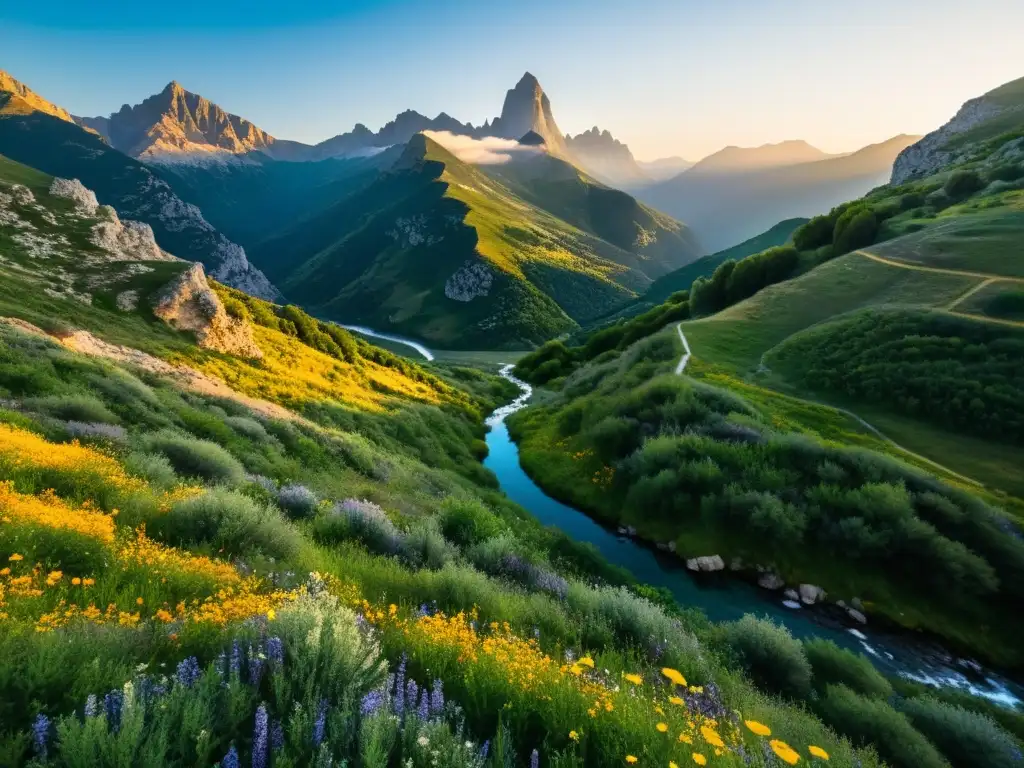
2,0,1022,160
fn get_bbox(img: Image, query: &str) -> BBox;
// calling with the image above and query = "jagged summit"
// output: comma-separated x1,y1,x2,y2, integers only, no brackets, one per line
0,70,75,123
488,71,569,158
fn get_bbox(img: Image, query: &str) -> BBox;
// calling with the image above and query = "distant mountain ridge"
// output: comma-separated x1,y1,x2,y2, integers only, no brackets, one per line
639,134,920,252
565,126,647,186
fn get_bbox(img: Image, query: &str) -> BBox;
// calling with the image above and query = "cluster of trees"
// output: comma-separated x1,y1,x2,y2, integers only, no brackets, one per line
513,292,690,385
529,360,1024,659
689,245,800,316
771,309,1024,444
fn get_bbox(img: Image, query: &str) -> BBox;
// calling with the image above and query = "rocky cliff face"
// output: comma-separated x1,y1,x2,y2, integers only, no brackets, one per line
0,70,75,123
565,126,647,185
488,73,570,158
891,78,1024,184
152,263,262,358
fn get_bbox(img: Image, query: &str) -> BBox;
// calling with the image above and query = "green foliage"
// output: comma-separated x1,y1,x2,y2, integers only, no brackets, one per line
793,213,836,251
722,616,812,699
148,488,301,560
25,394,119,425
142,430,247,485
769,309,1024,444
689,245,799,316
944,169,984,199
803,639,893,699
438,496,505,548
832,206,878,255
122,451,179,490
816,685,948,768
899,696,1023,768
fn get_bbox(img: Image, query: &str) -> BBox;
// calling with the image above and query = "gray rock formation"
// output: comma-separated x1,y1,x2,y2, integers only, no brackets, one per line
49,177,99,213
445,260,494,302
90,206,171,262
685,555,725,572
152,263,262,358
799,584,826,605
892,80,1024,183
757,570,785,590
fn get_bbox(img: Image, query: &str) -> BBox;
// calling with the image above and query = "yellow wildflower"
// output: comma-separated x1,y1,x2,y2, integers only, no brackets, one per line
623,673,643,685
701,725,724,748
692,755,707,766
82,578,95,586
679,732,693,744
267,608,276,620
8,554,23,562
808,746,829,761
770,740,801,765
669,696,685,706
626,757,638,765
656,722,669,733
662,667,687,687
71,577,82,586
578,656,595,668
745,720,771,737
569,730,579,742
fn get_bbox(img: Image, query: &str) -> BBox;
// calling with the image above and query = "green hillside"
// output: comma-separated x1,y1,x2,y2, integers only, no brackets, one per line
252,134,700,349
0,149,919,768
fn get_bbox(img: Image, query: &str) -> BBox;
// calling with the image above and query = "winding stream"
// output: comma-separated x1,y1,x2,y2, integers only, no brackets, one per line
484,365,1022,708
344,326,1022,707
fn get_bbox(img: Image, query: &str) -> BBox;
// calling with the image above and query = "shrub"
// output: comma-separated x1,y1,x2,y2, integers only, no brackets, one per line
122,451,178,489
313,498,402,555
900,696,1022,768
804,638,893,699
438,497,504,547
401,518,457,570
27,394,118,424
224,415,271,443
277,483,319,520
63,421,127,443
833,207,878,255
793,214,835,251
149,488,300,559
816,685,947,768
944,169,984,199
143,430,246,485
722,616,812,698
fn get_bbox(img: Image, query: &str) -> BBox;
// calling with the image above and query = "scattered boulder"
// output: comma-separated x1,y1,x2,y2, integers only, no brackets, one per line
784,588,800,602
847,608,868,625
667,541,676,553
10,184,35,205
757,570,785,590
49,178,99,213
799,584,826,605
116,290,140,312
626,526,637,537
687,555,725,572
152,263,262,359
729,557,744,571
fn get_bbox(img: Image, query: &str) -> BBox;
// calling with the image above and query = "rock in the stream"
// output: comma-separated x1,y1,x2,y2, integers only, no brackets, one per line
799,584,826,605
784,588,800,602
847,608,868,625
687,555,725,572
757,570,785,590
152,263,262,359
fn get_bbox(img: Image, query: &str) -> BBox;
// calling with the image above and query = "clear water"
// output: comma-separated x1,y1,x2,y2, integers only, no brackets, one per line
484,365,1023,708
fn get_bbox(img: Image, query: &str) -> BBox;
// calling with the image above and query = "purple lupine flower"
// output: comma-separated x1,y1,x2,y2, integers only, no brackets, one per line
271,719,285,752
417,603,430,617
533,626,540,640
222,745,240,768
216,651,227,678
84,694,98,718
530,748,540,768
429,679,444,716
360,687,387,717
176,656,202,688
392,656,406,717
248,646,264,686
230,641,242,678
266,636,284,666
479,741,490,761
532,567,569,599
104,690,123,729
32,713,49,759
252,704,268,768
417,688,429,721
354,613,370,633
405,679,418,716
312,699,328,747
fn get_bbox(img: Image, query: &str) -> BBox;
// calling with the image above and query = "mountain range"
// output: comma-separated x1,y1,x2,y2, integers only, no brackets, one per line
638,134,921,252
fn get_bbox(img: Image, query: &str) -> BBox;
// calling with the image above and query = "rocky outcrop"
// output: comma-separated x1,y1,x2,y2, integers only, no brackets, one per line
445,260,494,302
892,85,1024,184
686,555,725,572
49,178,99,213
152,263,262,358
90,205,173,262
757,569,785,590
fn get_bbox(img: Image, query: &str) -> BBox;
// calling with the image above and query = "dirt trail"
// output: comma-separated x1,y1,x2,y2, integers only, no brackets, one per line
855,249,1024,283
674,323,691,374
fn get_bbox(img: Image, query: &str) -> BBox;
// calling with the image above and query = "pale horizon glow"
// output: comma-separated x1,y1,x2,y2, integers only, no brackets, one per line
1,0,1022,162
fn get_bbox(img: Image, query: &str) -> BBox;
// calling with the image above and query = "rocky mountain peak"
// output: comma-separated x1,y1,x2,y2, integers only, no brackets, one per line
490,72,569,158
0,70,75,123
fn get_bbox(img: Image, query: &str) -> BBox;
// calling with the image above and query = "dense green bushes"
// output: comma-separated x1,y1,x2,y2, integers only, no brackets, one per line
769,309,1024,444
816,685,948,768
900,697,1023,768
143,430,247,484
721,616,812,699
690,246,799,316
804,639,893,699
